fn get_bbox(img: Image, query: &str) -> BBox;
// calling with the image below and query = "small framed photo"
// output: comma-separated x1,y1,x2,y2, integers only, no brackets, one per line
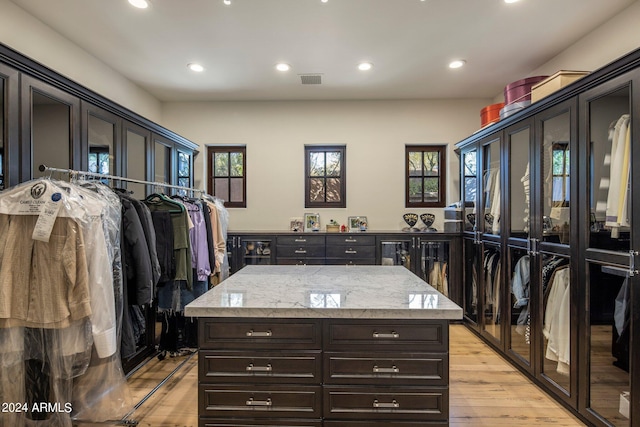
348,216,368,232
289,217,304,232
304,213,320,232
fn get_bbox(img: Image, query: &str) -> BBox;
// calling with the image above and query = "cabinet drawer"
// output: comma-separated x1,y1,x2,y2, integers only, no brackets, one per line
277,258,326,266
278,235,325,246
202,419,322,427
324,352,447,385
277,245,326,258
326,235,375,246
200,319,322,350
200,384,322,418
326,245,375,259
324,386,447,421
200,351,322,384
324,421,447,427
325,258,376,266
324,320,447,351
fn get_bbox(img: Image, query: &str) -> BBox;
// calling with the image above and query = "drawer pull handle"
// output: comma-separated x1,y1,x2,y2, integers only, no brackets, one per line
246,398,272,407
294,238,307,243
246,330,272,337
246,363,272,372
373,399,399,409
345,238,358,243
373,365,399,373
345,249,358,254
295,249,307,254
373,331,399,339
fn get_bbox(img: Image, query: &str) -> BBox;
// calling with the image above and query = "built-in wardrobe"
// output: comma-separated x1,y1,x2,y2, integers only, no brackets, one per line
457,48,640,427
0,42,198,373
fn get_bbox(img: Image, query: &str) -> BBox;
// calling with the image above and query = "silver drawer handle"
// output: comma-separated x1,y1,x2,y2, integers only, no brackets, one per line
373,331,399,339
246,330,272,337
246,363,272,372
294,238,307,243
373,399,399,409
246,398,272,407
295,249,307,254
345,249,357,254
345,238,358,243
373,365,399,373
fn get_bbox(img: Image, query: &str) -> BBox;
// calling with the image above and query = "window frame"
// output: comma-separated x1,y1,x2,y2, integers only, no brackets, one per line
304,144,346,209
405,144,447,208
207,145,246,208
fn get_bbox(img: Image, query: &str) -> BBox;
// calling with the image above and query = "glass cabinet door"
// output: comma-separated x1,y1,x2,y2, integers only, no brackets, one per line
582,81,632,426
506,123,533,367
0,64,17,188
536,103,575,401
85,105,119,176
380,239,412,269
481,137,502,343
124,121,150,197
419,240,450,298
0,73,4,190
462,148,479,326
241,239,273,268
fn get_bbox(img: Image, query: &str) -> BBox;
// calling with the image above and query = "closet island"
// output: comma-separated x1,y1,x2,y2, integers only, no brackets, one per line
185,265,463,427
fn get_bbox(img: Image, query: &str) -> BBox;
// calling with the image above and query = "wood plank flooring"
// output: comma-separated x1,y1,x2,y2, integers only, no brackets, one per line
111,325,586,427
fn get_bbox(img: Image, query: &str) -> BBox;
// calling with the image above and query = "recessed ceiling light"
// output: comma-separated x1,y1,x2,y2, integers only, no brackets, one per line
128,0,149,8
223,0,231,5
276,63,291,72
448,59,466,69
504,0,520,3
358,62,373,71
187,63,205,72
321,0,328,3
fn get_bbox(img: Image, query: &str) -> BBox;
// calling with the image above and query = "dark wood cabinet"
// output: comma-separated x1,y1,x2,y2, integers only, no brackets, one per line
198,318,451,427
457,47,640,426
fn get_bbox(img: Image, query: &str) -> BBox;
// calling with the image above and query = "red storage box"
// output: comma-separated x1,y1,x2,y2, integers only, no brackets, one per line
480,102,504,127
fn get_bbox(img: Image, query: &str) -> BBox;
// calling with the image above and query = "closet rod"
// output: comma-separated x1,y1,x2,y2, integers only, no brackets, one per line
38,164,204,194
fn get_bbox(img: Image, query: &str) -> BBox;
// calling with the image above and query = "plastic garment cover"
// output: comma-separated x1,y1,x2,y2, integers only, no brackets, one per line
211,197,230,281
0,179,132,425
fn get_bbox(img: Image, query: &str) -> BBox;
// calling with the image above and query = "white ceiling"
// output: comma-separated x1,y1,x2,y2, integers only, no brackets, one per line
8,0,637,102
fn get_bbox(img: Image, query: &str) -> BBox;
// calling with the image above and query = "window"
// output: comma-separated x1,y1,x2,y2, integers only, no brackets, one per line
305,145,346,208
207,146,246,208
88,146,110,174
406,145,446,208
177,151,192,189
552,142,569,206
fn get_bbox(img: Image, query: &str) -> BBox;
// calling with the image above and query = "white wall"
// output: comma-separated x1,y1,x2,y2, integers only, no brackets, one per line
0,0,162,123
162,99,489,231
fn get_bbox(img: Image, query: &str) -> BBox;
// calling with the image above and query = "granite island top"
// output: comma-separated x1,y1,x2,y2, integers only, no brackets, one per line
185,265,463,320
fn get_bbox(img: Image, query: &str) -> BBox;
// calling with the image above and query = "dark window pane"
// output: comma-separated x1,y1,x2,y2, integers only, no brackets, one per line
215,177,229,201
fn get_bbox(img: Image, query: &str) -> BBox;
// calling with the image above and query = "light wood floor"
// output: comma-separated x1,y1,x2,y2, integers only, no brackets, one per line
111,325,586,427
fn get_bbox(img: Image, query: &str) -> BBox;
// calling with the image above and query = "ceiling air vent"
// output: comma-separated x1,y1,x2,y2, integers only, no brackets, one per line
299,74,322,85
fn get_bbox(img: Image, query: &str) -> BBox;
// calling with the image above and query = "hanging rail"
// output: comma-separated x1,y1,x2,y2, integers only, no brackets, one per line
38,164,204,195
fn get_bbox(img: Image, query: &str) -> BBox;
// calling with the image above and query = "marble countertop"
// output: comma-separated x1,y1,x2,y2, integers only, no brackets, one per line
185,265,463,320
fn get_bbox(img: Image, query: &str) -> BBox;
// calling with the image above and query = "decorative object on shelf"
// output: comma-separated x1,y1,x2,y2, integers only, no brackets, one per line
348,216,368,232
420,212,437,232
340,224,347,232
289,217,304,232
304,213,320,232
326,219,340,233
402,212,419,232
466,213,476,227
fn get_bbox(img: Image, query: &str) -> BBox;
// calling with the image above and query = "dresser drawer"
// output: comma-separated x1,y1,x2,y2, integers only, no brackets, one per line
202,419,322,427
324,421,447,427
200,351,322,384
277,258,326,266
326,235,375,246
324,320,447,351
200,319,322,350
278,235,325,246
324,352,447,385
325,258,376,266
323,386,447,421
277,245,326,258
326,245,375,259
200,384,322,418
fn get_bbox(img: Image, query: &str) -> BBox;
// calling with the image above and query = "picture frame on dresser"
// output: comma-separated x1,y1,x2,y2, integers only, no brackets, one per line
348,216,368,232
304,212,320,232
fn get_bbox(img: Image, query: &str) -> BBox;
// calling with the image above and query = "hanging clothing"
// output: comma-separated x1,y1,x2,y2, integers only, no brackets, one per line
543,266,570,376
605,114,630,232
